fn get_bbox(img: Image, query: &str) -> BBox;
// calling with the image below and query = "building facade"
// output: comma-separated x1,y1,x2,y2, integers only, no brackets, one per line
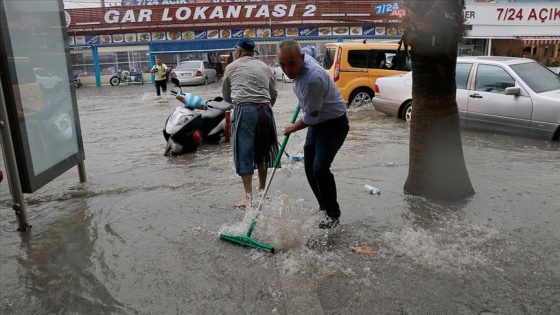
65,0,560,86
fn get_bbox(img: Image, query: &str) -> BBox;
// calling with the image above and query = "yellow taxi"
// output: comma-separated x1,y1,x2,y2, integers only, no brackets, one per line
322,41,411,107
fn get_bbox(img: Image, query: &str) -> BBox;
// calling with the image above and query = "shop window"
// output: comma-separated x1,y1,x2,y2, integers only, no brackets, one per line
71,51,95,77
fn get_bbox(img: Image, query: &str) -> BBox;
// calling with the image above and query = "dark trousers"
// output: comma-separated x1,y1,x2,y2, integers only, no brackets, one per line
155,80,167,96
303,114,349,219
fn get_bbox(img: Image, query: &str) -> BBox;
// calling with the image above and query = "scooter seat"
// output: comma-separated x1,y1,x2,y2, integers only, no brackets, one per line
207,100,232,112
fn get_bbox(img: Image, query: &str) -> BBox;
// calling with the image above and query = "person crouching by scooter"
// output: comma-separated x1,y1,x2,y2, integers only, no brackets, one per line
151,58,168,97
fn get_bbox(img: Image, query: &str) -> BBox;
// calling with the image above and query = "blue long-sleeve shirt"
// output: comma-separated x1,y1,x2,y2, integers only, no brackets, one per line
292,55,346,125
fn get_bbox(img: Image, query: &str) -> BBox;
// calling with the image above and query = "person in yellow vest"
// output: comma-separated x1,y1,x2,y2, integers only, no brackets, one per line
151,58,168,97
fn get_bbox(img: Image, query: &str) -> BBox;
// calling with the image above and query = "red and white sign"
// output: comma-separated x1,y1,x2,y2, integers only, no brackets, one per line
465,4,560,25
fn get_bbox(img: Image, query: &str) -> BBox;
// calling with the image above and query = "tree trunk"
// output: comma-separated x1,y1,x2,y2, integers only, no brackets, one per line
402,0,474,201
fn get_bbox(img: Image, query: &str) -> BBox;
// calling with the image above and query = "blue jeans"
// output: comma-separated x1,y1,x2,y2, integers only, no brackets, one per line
304,114,349,219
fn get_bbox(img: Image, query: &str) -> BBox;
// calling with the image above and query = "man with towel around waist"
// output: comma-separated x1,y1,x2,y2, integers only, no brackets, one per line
222,38,279,208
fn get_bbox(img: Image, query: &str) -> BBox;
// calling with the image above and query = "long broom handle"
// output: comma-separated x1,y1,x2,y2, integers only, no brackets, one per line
253,104,301,218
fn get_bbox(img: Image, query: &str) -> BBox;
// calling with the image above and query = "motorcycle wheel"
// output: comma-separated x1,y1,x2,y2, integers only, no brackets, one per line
110,77,120,86
74,80,80,88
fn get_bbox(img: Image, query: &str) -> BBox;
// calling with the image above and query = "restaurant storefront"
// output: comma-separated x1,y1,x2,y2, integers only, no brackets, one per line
66,1,560,86
65,1,406,86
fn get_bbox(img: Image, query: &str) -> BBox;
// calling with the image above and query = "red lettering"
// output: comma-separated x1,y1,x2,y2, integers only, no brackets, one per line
496,8,504,20
515,9,523,20
539,8,548,22
527,8,537,20
554,8,560,20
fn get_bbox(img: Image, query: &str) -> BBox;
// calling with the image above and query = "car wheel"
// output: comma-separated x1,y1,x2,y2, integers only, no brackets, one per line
348,88,373,108
281,74,286,83
402,102,412,122
204,77,208,85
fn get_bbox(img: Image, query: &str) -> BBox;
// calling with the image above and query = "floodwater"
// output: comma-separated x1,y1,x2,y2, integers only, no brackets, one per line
1,81,559,315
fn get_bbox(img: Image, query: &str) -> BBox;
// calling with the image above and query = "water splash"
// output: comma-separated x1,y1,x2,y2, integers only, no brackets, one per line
382,219,506,274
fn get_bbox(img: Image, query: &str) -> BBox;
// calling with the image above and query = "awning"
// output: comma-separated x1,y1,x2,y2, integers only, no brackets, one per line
150,39,239,55
517,36,560,45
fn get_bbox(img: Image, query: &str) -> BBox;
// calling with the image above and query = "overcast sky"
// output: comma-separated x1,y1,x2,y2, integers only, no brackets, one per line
63,0,122,9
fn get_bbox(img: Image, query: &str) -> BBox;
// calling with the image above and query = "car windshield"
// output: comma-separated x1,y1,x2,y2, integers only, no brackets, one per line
176,61,201,70
510,62,560,93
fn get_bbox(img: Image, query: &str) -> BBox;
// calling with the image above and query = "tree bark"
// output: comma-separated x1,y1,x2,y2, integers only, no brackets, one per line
402,0,474,201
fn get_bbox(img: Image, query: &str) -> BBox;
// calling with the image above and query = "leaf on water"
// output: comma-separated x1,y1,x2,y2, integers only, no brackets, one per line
350,245,376,255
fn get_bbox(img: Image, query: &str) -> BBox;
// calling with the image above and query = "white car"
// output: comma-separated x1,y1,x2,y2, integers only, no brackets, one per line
270,64,292,83
372,56,560,141
170,60,218,86
34,68,64,90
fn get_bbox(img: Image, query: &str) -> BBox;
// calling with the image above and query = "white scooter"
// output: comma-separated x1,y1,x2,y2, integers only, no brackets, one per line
163,77,233,156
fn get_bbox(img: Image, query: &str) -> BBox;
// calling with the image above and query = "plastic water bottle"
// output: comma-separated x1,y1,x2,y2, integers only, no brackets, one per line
364,184,381,196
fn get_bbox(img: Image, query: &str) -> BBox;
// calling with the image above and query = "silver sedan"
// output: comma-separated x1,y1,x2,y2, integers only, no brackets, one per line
171,60,218,86
372,56,560,141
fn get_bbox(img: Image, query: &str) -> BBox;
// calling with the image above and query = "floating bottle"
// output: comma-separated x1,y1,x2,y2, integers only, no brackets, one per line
364,184,381,196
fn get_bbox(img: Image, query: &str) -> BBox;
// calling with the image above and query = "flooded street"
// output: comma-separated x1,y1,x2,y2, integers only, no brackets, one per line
1,81,559,314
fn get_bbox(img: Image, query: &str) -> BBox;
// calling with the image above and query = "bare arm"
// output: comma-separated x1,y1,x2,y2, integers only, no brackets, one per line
284,118,307,135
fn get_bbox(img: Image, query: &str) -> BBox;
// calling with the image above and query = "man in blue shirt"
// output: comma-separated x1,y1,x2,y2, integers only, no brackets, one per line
278,40,349,229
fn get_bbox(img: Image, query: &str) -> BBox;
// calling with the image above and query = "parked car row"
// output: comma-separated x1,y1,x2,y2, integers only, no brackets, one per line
371,56,560,141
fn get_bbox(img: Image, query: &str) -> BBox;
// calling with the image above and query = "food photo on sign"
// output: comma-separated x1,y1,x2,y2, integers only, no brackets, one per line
271,28,284,37
152,32,166,40
112,34,124,43
138,32,151,41
257,28,271,38
350,27,362,35
220,29,231,38
125,33,136,42
244,29,256,37
167,31,180,40
100,35,111,44
286,28,298,37
207,30,219,39
319,27,332,36
375,26,386,35
182,31,194,40
333,27,349,35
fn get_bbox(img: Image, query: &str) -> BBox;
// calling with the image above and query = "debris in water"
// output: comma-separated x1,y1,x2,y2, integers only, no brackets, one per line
350,245,376,255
